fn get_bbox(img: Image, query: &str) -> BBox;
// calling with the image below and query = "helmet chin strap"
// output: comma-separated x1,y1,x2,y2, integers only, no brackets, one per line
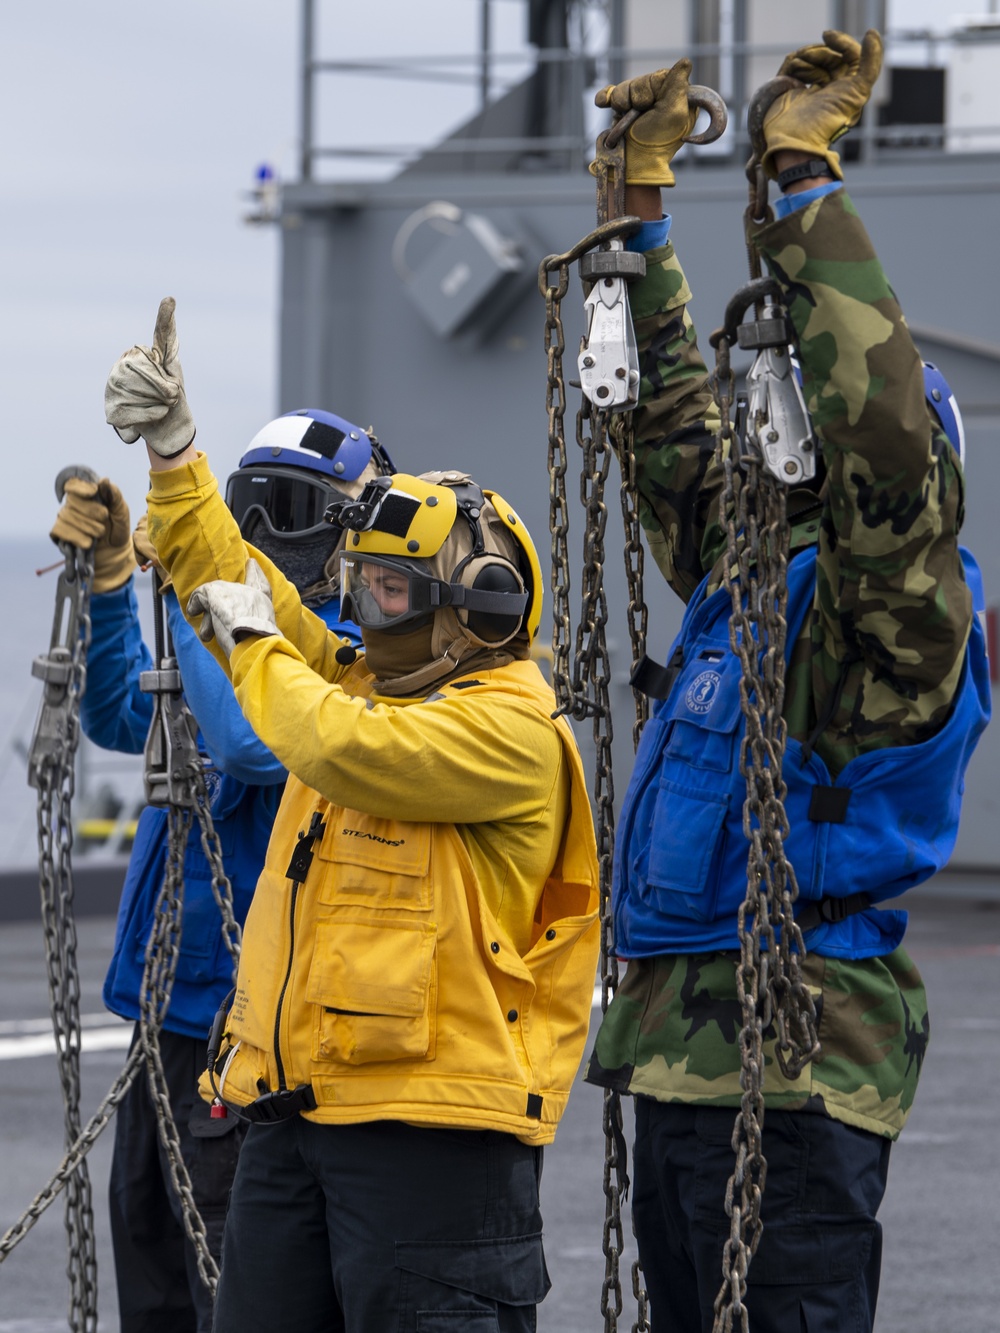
369,640,470,697
298,573,339,608
367,626,519,698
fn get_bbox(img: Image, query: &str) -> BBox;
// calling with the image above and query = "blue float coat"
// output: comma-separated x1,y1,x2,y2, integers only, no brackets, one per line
81,578,358,1038
614,547,991,961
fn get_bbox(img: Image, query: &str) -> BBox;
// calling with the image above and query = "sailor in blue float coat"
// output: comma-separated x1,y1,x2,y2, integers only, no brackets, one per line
87,580,355,1035
582,40,991,1333
49,408,392,1333
614,545,990,963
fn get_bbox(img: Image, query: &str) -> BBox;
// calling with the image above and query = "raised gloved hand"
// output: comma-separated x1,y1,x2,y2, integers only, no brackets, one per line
49,476,137,593
594,59,700,187
761,29,883,181
186,558,282,659
132,512,173,593
105,297,196,458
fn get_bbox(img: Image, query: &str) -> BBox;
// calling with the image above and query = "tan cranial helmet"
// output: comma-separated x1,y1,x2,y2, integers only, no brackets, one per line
334,470,543,694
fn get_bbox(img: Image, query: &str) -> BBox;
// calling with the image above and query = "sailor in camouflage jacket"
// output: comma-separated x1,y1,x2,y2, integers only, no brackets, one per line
585,34,990,1333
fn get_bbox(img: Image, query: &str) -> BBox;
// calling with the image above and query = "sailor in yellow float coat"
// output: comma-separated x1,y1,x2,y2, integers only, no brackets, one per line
104,300,599,1327
141,449,600,1144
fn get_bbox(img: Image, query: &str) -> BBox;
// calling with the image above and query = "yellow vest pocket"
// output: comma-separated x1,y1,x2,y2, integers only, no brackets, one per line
317,812,432,910
306,913,437,1065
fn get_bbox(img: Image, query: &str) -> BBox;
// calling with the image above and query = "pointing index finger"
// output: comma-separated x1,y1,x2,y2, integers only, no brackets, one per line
152,297,178,367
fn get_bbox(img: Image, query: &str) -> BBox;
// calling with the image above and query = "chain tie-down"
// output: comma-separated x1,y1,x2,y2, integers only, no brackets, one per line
4,498,241,1321
535,86,730,1325
705,80,822,1332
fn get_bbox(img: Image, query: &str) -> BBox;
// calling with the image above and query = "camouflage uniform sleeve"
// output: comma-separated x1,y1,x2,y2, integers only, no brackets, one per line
628,241,725,602
752,190,972,766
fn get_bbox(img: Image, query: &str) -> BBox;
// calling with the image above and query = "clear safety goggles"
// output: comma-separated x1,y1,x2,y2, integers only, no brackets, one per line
225,466,344,541
339,554,444,631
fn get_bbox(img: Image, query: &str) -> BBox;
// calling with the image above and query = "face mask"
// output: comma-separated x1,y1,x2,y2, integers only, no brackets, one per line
243,518,341,596
361,622,436,684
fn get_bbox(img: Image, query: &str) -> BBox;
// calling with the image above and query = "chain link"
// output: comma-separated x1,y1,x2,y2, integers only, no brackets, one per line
138,801,221,1293
708,331,821,1333
611,413,648,747
543,259,575,710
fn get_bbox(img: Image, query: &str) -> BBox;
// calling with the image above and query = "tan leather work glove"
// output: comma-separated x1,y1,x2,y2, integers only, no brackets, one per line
187,558,282,659
105,297,196,458
761,29,883,181
50,477,137,593
594,59,699,187
132,512,173,593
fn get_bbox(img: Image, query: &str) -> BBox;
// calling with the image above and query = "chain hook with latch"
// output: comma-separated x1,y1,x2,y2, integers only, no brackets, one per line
579,86,728,416
743,75,803,270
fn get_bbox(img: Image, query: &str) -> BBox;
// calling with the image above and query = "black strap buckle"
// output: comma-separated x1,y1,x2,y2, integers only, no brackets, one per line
241,1083,318,1124
797,891,872,932
285,811,327,883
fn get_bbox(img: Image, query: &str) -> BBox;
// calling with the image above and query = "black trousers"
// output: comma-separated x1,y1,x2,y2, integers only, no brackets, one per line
212,1118,550,1333
632,1098,891,1333
109,1027,245,1333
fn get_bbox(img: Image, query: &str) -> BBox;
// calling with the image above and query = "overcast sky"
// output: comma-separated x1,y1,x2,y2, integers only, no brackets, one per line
1,0,992,538
1,2,527,540
2,4,294,538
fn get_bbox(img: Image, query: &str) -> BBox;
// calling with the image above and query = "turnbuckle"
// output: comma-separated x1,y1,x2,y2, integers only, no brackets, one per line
26,466,99,789
140,659,203,808
27,568,83,790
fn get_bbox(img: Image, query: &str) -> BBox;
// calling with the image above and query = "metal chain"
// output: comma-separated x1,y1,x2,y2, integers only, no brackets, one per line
133,583,243,1295
707,333,820,1333
540,246,650,1333
28,542,99,1332
137,735,242,1296
138,801,221,1294
0,767,234,1293
0,1049,142,1259
577,396,631,1333
543,258,575,709
610,340,652,1333
611,413,648,747
5,550,242,1314
702,112,823,1333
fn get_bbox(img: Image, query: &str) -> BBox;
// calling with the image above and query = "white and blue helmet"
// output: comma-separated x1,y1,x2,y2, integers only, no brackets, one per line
921,362,965,466
225,409,395,604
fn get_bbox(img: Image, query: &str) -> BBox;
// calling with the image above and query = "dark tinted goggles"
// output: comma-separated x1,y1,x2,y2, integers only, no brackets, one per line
225,466,343,539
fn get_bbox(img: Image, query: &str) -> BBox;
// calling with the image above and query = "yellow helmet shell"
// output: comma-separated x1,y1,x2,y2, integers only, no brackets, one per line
484,488,543,642
346,474,458,559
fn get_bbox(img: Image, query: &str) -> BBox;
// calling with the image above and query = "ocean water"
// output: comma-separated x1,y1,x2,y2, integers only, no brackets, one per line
0,539,150,871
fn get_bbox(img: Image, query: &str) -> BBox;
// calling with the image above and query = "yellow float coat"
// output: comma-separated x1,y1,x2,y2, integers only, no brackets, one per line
147,455,600,1143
